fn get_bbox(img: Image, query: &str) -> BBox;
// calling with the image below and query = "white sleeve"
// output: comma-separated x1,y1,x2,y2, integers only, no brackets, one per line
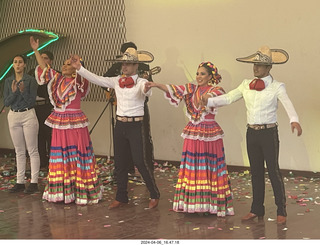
77,66,116,89
277,83,299,123
139,79,152,97
207,84,244,107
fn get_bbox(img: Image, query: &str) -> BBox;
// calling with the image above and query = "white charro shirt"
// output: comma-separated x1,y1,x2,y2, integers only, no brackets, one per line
207,75,299,124
77,66,151,117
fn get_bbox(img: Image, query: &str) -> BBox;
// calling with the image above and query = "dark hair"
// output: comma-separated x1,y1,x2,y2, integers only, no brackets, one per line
13,54,27,63
40,50,54,60
198,61,222,84
120,42,137,53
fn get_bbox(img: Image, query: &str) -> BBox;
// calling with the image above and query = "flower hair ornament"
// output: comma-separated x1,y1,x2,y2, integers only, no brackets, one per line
198,61,222,85
79,58,85,68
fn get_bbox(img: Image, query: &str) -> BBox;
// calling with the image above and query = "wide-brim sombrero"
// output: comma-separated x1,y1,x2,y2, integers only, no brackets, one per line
0,29,59,81
236,46,289,65
106,47,154,63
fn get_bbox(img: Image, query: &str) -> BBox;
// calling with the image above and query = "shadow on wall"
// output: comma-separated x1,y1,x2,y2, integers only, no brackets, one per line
160,46,189,83
216,68,245,167
150,46,189,161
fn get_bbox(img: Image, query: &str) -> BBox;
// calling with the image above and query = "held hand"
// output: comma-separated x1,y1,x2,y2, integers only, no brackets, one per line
144,82,153,93
291,122,302,136
200,94,211,107
145,81,154,89
30,36,39,50
70,54,82,70
146,82,160,88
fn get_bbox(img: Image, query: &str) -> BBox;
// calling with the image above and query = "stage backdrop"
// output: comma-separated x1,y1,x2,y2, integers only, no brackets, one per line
124,0,320,172
0,0,126,158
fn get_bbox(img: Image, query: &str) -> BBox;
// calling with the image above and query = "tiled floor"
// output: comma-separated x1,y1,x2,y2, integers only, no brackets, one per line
1,155,320,240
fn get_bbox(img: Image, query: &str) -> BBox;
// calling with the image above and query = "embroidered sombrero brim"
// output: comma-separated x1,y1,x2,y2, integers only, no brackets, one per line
236,48,289,64
106,48,154,63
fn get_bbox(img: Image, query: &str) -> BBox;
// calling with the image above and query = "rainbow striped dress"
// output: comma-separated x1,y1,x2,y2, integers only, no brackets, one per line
165,83,234,217
35,66,103,205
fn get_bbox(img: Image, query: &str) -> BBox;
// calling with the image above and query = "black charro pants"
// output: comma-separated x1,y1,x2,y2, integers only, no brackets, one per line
142,103,155,172
114,119,160,203
246,126,287,217
122,103,155,173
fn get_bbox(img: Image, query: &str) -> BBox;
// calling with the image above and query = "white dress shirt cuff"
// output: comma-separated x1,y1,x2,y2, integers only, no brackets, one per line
207,95,228,107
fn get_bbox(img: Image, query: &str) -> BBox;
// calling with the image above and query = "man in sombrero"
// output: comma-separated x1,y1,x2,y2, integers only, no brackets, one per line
201,46,302,225
70,48,160,209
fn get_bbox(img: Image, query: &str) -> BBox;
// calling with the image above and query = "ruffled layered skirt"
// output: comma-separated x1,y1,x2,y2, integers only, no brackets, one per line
173,120,234,217
42,110,103,205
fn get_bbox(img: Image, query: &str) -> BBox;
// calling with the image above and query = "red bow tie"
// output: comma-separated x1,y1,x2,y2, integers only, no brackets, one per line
119,76,134,88
249,78,265,91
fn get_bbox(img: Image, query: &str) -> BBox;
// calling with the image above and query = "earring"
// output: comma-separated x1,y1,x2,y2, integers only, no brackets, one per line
72,73,76,78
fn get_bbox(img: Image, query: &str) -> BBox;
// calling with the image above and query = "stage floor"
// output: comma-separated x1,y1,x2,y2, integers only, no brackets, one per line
0,157,320,241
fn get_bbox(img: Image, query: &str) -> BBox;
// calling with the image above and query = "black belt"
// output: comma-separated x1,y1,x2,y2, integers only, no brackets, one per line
11,107,34,112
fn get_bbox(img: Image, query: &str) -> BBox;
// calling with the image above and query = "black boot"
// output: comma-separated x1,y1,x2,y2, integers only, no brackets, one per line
24,183,39,194
9,183,25,193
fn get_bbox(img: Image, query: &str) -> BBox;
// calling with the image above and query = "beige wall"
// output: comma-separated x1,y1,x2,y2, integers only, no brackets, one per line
124,0,320,172
1,0,319,172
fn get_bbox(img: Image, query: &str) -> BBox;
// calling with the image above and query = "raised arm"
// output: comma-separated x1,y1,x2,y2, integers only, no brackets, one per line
70,54,82,71
70,54,115,89
30,36,46,69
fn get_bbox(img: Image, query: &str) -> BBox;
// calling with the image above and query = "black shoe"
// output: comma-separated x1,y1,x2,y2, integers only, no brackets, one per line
9,183,25,193
24,183,39,194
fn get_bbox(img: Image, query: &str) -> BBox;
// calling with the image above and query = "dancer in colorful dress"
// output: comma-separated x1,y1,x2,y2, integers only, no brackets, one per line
30,36,102,205
146,62,234,217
